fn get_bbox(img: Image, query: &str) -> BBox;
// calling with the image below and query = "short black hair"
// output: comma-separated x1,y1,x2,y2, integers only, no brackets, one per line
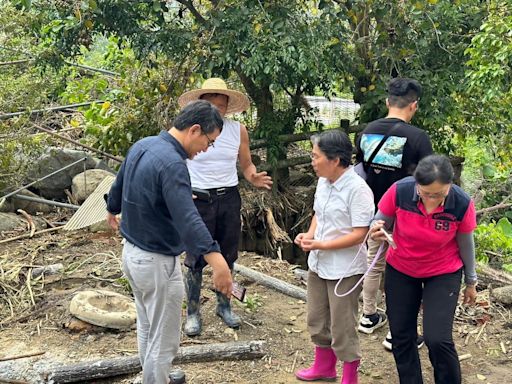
173,100,223,134
387,78,422,108
414,154,454,185
311,130,352,167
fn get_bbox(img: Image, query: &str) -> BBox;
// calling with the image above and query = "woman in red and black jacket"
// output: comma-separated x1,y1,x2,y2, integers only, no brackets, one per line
370,154,477,384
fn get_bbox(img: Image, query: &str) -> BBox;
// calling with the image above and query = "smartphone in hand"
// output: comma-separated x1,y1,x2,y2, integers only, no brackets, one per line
231,281,247,302
210,281,247,302
380,228,397,249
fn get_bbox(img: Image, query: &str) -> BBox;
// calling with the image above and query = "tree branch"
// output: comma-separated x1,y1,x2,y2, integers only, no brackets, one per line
476,203,512,217
424,11,453,57
177,0,208,25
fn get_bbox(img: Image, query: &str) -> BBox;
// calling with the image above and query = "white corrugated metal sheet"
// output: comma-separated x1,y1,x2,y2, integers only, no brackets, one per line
64,176,115,231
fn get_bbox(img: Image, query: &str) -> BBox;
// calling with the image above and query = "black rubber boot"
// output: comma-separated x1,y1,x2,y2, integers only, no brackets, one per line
215,291,241,329
169,369,186,384
183,269,203,336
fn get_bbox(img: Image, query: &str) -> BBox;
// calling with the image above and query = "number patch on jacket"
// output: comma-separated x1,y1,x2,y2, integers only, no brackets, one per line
434,220,450,231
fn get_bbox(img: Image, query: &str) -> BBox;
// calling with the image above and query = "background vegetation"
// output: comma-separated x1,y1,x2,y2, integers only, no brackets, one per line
0,0,511,269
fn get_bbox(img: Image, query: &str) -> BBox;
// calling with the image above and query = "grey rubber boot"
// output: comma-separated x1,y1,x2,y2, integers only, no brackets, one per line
215,291,241,328
169,369,186,384
183,269,203,336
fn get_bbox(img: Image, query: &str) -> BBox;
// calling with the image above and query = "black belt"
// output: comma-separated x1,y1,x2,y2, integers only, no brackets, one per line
206,186,238,196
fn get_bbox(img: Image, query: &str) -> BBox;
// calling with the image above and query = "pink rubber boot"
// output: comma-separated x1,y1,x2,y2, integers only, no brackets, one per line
295,346,337,381
341,360,360,384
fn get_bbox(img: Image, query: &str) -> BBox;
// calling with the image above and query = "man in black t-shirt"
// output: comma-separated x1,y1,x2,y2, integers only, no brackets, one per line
356,78,433,349
356,80,433,208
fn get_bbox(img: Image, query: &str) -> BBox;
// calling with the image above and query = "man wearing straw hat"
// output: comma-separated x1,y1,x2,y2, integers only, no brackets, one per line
178,78,272,336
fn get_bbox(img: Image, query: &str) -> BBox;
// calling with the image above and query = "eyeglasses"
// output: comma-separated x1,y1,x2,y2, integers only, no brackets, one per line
202,130,215,148
310,152,327,160
416,185,450,199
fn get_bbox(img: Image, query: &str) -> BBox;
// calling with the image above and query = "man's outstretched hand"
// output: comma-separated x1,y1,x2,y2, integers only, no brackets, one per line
250,171,273,190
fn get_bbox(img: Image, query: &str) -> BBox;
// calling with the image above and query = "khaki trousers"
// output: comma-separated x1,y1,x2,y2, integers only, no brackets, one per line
122,241,185,384
362,237,388,315
307,271,362,362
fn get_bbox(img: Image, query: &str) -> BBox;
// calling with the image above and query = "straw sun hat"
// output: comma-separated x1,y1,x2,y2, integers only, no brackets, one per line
178,78,250,114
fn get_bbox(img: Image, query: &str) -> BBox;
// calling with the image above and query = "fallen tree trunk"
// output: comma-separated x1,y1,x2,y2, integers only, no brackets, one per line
234,264,307,301
44,340,265,383
476,262,512,288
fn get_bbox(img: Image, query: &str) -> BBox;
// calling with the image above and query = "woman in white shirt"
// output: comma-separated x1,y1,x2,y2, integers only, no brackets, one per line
294,130,374,384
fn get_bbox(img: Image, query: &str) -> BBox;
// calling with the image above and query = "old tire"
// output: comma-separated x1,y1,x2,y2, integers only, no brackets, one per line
69,290,136,329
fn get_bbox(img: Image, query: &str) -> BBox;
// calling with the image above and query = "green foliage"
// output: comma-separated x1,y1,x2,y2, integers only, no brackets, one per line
320,0,488,154
36,0,350,162
56,35,189,156
0,2,59,190
460,136,512,218
462,0,512,159
465,2,512,105
0,2,63,112
241,293,263,313
475,218,512,272
116,277,133,294
8,0,510,161
0,118,49,191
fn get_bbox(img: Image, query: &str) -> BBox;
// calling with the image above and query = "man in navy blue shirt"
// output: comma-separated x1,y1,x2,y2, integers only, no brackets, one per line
106,100,232,384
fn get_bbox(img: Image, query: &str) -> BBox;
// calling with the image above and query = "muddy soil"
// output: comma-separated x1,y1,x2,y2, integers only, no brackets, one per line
0,230,511,383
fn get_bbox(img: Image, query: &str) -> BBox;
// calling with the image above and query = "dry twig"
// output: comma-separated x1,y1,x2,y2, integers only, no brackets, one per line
0,350,45,362
16,209,35,237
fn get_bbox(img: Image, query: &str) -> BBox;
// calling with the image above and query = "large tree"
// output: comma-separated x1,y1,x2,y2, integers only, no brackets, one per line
20,1,496,154
464,0,512,138
44,1,347,131
320,0,487,151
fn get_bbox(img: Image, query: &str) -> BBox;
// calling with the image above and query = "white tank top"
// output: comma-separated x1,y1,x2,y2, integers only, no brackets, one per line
187,118,241,189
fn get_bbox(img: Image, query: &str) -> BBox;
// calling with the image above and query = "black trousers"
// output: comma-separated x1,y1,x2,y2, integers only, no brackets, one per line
185,187,241,271
385,264,462,384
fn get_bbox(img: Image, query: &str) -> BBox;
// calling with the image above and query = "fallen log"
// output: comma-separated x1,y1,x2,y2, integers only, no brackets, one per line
476,263,512,288
293,268,308,282
44,340,266,383
234,264,307,301
250,124,366,150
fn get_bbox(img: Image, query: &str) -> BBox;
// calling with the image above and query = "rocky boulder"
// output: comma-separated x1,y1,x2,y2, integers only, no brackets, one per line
492,285,512,305
0,212,26,233
71,169,115,204
26,148,113,199
0,212,47,233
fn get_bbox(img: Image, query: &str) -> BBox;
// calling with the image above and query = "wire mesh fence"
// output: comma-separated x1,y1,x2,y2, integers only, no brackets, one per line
240,97,361,266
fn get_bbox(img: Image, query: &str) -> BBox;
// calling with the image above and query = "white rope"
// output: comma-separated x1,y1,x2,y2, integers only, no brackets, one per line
333,232,386,297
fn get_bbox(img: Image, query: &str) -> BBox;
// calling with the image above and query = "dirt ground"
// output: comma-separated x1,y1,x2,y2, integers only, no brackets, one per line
0,228,511,383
